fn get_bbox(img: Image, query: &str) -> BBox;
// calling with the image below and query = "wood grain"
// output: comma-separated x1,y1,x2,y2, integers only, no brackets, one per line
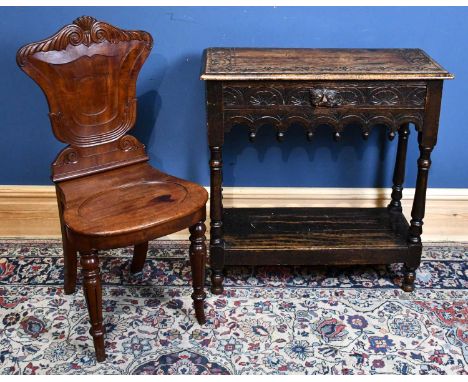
16,16,208,362
223,207,408,251
202,47,453,293
202,48,454,80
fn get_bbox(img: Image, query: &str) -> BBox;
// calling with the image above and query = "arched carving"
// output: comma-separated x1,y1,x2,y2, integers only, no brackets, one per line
223,87,244,107
224,110,424,142
287,89,311,106
369,88,401,105
407,87,427,106
248,88,284,106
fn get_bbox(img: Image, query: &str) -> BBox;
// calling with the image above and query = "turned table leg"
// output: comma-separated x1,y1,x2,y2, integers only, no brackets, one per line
388,123,410,213
80,250,106,362
209,145,225,295
189,221,207,324
404,138,434,292
408,139,434,245
403,80,443,292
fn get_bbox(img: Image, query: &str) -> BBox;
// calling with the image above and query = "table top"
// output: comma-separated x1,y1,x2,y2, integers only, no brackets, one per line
201,48,454,81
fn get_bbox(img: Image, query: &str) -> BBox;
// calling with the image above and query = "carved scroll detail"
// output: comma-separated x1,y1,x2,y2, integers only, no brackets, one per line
52,135,148,182
17,16,153,66
54,147,79,166
118,135,140,152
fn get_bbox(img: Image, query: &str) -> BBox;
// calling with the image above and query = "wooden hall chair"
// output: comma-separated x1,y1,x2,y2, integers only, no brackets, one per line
16,16,208,362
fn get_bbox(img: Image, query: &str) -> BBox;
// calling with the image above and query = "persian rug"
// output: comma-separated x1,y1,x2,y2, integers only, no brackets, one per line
0,240,466,375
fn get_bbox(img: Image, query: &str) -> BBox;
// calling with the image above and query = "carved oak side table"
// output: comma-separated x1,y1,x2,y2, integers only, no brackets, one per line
201,48,453,294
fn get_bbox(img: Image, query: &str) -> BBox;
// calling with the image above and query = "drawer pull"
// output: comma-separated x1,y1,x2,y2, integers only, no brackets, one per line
310,89,342,107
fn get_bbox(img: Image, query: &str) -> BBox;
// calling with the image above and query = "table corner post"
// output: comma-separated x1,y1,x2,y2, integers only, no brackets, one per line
206,80,225,295
405,80,444,291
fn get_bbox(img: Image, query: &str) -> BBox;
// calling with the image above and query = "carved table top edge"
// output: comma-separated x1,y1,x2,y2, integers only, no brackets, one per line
200,47,454,81
201,73,454,81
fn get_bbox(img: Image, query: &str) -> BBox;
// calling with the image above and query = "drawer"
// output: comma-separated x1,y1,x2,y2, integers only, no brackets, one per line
222,81,427,109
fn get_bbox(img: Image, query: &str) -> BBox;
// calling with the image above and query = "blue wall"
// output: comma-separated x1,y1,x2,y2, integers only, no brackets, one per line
1,7,467,187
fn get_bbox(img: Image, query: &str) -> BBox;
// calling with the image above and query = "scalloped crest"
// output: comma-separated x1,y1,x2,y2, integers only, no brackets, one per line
17,15,153,66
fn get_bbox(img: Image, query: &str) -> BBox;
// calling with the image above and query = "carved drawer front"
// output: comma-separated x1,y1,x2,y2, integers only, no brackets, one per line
222,81,427,109
222,81,427,141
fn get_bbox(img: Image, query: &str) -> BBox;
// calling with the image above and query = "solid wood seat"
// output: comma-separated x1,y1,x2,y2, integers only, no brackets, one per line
17,16,208,363
60,163,208,249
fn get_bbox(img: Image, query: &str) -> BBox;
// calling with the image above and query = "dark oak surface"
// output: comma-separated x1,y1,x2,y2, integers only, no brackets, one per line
202,48,454,80
223,207,408,251
223,208,411,266
17,16,208,362
202,47,453,295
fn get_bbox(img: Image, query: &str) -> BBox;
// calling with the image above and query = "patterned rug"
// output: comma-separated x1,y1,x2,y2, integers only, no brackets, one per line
0,240,466,375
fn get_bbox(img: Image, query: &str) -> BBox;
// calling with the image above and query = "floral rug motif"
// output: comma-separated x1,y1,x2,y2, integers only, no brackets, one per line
0,240,467,375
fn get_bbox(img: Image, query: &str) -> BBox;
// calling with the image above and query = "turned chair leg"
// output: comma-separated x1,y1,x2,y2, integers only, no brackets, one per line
189,221,207,325
63,237,77,295
80,250,106,362
130,242,149,274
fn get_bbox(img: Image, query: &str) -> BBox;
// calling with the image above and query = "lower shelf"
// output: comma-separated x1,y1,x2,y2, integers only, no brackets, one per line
222,207,415,266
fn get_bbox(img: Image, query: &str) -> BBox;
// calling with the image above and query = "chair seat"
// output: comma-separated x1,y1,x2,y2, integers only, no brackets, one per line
58,162,208,243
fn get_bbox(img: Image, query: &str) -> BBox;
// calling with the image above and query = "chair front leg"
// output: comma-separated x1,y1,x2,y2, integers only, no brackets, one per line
80,250,106,362
131,242,149,274
189,221,207,325
62,234,77,295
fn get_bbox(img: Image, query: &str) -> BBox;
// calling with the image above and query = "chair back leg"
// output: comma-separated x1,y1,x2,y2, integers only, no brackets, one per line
131,242,149,274
63,238,77,295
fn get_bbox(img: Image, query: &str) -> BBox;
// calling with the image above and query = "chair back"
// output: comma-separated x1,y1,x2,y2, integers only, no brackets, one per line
17,16,153,181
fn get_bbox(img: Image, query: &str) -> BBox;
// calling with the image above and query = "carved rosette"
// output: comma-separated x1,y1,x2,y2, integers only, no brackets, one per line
17,16,153,66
